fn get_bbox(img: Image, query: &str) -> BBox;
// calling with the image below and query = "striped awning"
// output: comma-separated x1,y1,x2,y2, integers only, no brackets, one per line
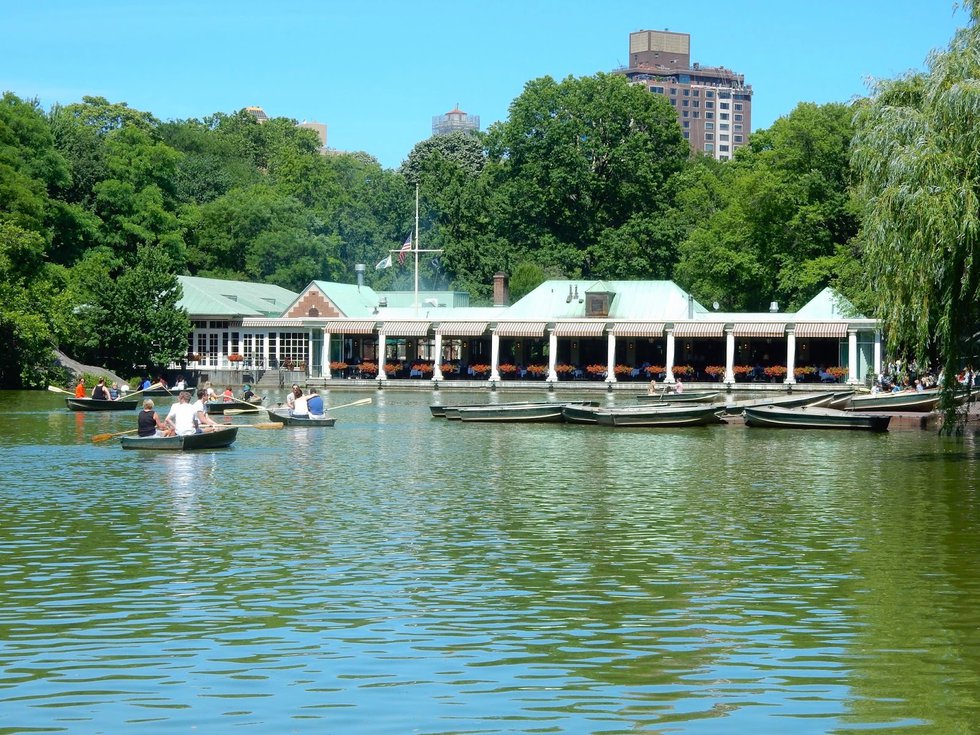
732,322,786,338
327,320,377,334
671,323,725,338
434,321,488,336
552,321,607,337
609,322,665,337
494,322,547,338
795,322,849,339
380,321,430,337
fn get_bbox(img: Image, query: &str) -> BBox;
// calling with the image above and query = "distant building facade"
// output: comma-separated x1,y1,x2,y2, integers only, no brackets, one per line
432,106,480,136
617,30,752,161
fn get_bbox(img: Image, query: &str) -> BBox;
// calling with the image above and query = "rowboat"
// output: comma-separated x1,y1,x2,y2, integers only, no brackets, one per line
635,390,721,403
65,397,139,412
846,388,940,412
119,427,239,450
432,400,555,419
268,409,336,427
586,404,725,428
722,392,836,415
743,404,891,431
206,396,265,414
137,387,175,397
454,402,592,423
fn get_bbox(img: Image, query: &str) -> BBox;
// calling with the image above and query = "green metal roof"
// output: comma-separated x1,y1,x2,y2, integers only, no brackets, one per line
794,287,865,320
176,276,298,317
504,280,707,320
378,290,471,308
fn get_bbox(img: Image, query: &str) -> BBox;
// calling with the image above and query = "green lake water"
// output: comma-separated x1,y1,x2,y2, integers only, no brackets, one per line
1,389,978,734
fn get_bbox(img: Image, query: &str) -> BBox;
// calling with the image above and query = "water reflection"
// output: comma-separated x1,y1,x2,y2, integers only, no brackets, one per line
0,390,978,733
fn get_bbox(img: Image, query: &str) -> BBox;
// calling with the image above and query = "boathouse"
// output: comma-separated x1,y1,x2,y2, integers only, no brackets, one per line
176,275,880,387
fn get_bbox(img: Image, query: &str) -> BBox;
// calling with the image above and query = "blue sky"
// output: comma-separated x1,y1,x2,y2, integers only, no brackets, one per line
2,1,968,169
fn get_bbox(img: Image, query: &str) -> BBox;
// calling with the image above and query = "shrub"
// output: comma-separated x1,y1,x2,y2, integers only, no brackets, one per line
644,365,665,376
764,365,787,378
359,362,378,375
613,364,634,375
526,364,548,376
498,363,518,374
705,365,726,378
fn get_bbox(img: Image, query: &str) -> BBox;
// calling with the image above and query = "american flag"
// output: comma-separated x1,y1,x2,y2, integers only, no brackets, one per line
398,233,412,264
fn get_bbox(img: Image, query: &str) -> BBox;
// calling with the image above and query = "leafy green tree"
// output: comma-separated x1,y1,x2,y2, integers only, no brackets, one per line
852,3,980,424
676,102,858,311
464,73,687,285
0,223,61,387
509,261,546,302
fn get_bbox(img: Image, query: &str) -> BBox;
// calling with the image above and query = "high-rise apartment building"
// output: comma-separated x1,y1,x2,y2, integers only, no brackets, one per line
617,30,752,160
432,106,480,136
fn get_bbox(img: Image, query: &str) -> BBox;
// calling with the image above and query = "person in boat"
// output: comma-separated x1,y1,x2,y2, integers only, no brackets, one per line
290,386,309,417
242,384,256,402
192,389,221,431
285,383,299,412
109,382,121,400
74,376,87,398
172,375,187,391
164,391,200,436
138,399,169,437
92,378,112,401
306,387,324,416
139,377,152,391
157,375,168,389
673,378,685,394
222,386,234,402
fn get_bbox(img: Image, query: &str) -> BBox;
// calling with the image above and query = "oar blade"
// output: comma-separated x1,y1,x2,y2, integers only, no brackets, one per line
48,385,72,395
91,432,115,443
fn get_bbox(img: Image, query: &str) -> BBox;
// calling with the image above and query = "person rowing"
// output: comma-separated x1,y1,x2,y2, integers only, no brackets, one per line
138,399,168,437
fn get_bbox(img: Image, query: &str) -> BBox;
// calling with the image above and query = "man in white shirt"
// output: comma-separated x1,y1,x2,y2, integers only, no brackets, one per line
291,386,309,417
165,391,199,436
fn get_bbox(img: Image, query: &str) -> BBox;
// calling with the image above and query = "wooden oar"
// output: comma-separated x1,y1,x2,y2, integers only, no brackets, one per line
125,382,166,399
327,397,373,411
221,396,269,415
48,385,75,395
92,428,139,443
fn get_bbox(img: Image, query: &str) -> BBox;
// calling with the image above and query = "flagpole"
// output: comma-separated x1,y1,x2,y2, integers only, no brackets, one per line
414,183,420,313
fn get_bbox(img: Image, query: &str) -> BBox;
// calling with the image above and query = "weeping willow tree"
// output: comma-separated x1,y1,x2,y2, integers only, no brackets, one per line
852,2,980,429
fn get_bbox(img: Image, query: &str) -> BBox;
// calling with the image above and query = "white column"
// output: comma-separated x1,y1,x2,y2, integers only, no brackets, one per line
433,333,444,381
664,329,676,384
785,329,796,384
847,328,859,384
308,332,315,376
606,333,617,383
322,329,332,379
264,333,270,370
490,331,501,381
873,330,882,378
547,330,558,382
724,328,735,384
377,332,388,380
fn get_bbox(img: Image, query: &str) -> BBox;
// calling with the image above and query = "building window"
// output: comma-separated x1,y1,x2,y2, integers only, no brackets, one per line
720,145,730,152
720,102,730,110
706,112,714,120
734,123,742,131
683,121,690,128
720,134,729,141
735,103,743,111
706,101,714,109
720,113,729,121
705,133,714,141
705,143,714,151
650,86,665,94
706,90,714,98
682,99,689,107
734,113,743,122
693,89,700,97
670,98,676,105
720,155,729,161
682,110,689,118
719,90,731,98
670,88,677,95
683,89,690,96
705,122,714,130
693,111,700,118
734,135,743,143
683,132,690,139
587,294,610,317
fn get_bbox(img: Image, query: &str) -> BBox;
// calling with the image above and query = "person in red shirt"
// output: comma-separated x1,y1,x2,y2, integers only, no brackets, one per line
74,377,86,398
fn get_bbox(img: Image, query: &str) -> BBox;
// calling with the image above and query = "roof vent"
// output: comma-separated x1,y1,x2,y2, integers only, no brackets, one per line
769,301,779,313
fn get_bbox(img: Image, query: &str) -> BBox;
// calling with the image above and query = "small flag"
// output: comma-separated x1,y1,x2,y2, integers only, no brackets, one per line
375,254,392,270
398,233,412,265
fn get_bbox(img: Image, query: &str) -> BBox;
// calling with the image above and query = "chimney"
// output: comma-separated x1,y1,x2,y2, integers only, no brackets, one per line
355,263,366,288
493,272,510,307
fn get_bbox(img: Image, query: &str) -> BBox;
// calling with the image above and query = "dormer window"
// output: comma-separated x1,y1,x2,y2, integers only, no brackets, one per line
587,293,610,317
